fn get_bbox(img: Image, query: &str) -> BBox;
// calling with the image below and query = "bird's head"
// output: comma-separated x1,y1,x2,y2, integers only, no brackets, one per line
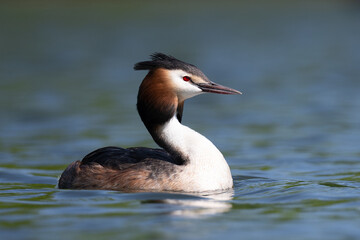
134,53,241,128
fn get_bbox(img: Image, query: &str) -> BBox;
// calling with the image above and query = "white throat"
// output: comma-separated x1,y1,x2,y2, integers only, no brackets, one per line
158,116,233,192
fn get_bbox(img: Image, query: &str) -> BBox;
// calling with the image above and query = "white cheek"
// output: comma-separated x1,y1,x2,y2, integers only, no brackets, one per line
169,70,203,101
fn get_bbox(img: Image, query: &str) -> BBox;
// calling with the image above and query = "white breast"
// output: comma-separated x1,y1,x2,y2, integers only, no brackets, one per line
159,116,233,192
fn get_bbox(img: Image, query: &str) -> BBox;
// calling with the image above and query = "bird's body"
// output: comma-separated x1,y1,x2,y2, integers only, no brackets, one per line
58,53,241,192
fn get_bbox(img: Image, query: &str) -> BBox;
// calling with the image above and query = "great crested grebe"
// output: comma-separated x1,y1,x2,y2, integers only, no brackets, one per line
58,53,241,192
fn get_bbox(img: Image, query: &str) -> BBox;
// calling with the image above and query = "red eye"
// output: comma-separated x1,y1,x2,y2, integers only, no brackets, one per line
183,76,191,82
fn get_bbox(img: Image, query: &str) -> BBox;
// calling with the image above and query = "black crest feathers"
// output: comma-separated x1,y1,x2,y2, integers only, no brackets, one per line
134,53,194,71
134,53,208,80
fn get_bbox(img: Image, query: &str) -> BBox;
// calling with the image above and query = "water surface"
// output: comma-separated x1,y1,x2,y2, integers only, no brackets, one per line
1,1,360,240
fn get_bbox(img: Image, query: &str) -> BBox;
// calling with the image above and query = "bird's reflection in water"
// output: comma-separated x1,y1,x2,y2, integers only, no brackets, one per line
139,189,234,217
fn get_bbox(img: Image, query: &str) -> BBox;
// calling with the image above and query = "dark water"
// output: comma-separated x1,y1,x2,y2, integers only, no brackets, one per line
1,1,360,239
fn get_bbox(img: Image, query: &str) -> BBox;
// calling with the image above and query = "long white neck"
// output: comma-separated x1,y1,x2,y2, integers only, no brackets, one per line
157,116,233,192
